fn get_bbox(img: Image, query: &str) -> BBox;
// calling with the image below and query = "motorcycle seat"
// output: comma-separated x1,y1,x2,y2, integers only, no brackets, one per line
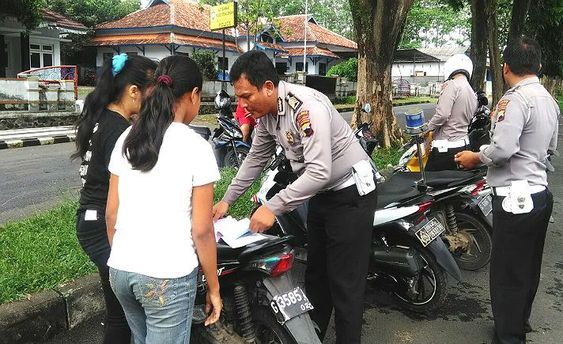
391,170,483,188
188,125,212,141
216,243,244,262
216,235,294,263
376,181,422,208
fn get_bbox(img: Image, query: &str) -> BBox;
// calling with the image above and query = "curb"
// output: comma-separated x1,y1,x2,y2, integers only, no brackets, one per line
0,274,104,343
0,134,75,150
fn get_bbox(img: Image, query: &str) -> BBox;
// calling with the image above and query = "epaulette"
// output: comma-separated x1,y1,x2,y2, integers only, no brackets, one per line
286,92,303,112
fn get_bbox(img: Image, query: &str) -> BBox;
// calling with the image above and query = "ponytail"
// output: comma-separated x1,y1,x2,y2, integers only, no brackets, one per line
123,55,203,172
71,55,157,160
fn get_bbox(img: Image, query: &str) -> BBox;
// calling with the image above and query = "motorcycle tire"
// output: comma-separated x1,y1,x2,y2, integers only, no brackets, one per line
224,147,250,168
392,243,448,314
452,212,492,271
252,306,297,344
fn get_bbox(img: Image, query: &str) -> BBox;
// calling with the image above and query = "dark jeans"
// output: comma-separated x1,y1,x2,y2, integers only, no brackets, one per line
425,146,468,171
305,185,376,344
490,189,553,344
76,210,131,344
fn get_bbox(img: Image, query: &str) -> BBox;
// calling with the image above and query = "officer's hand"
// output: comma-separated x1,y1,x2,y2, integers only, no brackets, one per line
454,151,480,170
249,205,276,233
213,201,230,221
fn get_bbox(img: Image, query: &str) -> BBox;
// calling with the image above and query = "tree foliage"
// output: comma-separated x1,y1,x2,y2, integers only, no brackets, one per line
327,58,358,81
525,0,562,78
192,50,218,80
4,0,45,30
46,0,140,27
400,0,470,49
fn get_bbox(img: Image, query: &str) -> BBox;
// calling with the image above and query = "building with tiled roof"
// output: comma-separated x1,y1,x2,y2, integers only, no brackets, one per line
0,9,87,77
90,0,357,77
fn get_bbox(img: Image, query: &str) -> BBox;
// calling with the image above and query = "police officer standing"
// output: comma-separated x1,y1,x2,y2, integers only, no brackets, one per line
425,54,478,171
213,50,377,344
455,37,559,344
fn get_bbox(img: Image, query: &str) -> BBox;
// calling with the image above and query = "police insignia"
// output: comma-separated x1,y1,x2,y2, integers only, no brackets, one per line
495,99,510,122
297,110,314,137
286,131,294,144
277,97,284,113
286,93,303,112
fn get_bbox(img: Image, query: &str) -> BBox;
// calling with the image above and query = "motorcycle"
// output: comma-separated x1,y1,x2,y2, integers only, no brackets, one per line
191,234,321,344
212,90,251,168
251,150,461,314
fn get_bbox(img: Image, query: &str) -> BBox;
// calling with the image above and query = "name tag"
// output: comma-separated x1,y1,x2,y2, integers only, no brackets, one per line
84,209,98,221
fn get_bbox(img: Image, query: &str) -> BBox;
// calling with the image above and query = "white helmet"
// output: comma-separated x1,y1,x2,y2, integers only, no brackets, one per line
444,54,473,80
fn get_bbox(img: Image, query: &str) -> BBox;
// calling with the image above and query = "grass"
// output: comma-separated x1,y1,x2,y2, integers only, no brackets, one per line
558,96,563,112
372,146,404,171
0,149,401,304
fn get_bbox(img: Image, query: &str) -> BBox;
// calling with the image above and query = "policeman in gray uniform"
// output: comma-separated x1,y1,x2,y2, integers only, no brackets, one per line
213,51,377,344
425,53,478,171
455,37,559,344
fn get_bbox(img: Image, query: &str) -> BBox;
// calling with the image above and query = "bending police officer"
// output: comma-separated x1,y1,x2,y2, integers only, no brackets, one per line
426,54,478,171
213,51,377,344
455,36,559,344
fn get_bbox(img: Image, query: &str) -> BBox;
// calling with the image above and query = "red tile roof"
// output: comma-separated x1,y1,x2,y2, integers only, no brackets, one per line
96,0,211,31
277,15,356,50
279,47,340,59
90,33,238,51
41,9,88,31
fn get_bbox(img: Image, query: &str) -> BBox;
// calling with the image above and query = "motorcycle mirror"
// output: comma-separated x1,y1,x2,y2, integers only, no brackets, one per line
362,103,372,114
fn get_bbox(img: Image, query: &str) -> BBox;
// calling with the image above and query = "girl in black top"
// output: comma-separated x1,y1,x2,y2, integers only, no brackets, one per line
72,54,157,344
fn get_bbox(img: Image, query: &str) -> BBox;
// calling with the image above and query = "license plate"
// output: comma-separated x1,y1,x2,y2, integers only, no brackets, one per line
270,287,314,323
415,217,445,247
478,194,493,216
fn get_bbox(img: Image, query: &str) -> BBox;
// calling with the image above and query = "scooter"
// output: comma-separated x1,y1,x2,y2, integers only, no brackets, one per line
191,234,321,344
251,150,461,314
212,90,251,168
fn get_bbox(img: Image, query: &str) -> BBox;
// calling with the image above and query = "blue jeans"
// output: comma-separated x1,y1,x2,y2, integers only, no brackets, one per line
109,267,197,344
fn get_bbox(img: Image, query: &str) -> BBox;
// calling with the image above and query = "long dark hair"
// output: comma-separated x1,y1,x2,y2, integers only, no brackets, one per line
71,55,157,160
123,55,203,172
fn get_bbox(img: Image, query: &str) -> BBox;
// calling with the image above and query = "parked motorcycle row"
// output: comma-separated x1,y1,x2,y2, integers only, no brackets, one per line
188,91,495,343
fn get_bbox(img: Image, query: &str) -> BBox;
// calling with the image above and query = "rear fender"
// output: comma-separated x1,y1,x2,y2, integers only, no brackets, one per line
262,274,321,344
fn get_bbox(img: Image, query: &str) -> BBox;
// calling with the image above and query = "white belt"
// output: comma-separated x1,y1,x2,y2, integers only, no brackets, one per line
492,185,546,197
332,176,356,191
432,137,469,151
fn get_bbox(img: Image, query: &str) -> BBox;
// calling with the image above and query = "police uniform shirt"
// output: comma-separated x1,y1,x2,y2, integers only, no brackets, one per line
222,81,369,215
479,76,560,187
428,77,478,141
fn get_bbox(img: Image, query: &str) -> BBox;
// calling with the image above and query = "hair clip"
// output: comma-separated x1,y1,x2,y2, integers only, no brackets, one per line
112,53,128,76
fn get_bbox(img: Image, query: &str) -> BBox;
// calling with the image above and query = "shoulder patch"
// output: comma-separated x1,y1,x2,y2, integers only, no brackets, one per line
495,99,510,122
286,92,303,112
296,110,314,137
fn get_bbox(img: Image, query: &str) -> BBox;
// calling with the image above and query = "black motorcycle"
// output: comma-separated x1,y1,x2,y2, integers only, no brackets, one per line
212,90,251,168
252,151,461,314
191,234,321,344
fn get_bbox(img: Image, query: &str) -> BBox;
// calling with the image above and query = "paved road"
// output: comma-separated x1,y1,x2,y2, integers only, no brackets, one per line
0,142,80,224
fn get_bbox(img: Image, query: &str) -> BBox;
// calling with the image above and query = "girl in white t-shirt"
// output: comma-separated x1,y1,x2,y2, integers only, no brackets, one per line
106,55,222,344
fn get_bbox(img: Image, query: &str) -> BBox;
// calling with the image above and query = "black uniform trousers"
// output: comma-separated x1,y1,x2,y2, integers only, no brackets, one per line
490,189,553,344
76,209,131,344
305,184,377,344
425,145,468,171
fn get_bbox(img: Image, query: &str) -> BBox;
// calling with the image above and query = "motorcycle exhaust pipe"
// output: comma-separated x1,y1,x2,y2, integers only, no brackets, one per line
371,246,424,277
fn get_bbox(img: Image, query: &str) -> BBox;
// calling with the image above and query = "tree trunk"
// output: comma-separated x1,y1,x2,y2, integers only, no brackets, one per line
507,0,532,44
349,0,414,147
542,76,563,97
469,0,488,92
487,0,504,105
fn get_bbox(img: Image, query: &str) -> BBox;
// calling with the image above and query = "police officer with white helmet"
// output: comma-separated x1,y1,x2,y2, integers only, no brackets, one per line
426,53,478,170
213,50,377,344
455,36,559,344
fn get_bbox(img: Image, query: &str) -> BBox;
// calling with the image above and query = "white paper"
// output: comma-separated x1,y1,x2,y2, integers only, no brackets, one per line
214,216,267,248
84,209,97,221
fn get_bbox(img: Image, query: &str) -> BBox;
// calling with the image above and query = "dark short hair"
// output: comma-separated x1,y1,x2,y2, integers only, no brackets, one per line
503,36,542,76
229,50,279,88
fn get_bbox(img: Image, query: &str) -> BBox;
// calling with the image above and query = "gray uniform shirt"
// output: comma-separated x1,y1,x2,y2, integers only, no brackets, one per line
222,81,369,215
479,76,560,187
428,77,478,141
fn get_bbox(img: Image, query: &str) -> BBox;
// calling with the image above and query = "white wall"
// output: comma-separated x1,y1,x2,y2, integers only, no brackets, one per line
392,61,444,78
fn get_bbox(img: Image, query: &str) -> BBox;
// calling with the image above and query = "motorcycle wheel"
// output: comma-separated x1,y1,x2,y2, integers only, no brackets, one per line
452,212,492,271
392,243,447,314
252,306,296,344
224,146,250,168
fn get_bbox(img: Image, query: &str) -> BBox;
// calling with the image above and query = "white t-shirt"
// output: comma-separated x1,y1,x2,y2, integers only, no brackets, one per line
107,122,220,278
